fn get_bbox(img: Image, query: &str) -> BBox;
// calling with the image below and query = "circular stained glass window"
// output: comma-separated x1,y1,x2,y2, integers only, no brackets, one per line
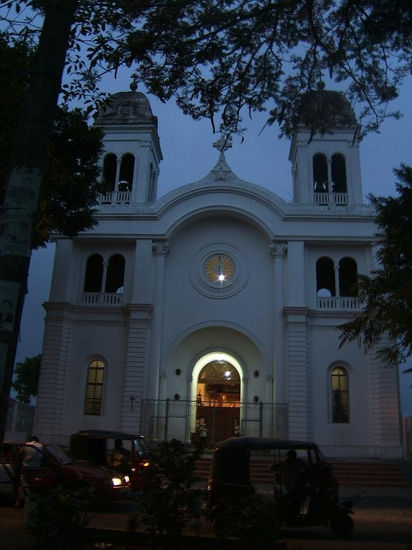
204,254,235,287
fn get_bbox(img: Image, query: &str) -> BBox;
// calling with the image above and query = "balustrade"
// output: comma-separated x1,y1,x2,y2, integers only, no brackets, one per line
81,292,123,306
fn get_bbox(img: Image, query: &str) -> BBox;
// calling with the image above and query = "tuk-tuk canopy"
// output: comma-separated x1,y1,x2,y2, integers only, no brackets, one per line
70,429,145,441
211,437,321,486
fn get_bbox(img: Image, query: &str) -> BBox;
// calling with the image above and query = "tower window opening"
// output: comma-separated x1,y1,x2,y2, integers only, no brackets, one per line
84,254,103,292
105,254,125,293
103,154,117,191
119,153,135,190
316,257,335,296
331,153,347,193
313,153,328,192
339,257,358,297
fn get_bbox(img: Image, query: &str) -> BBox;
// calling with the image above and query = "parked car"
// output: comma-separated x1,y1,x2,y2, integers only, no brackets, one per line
0,441,130,503
69,429,150,491
205,436,354,538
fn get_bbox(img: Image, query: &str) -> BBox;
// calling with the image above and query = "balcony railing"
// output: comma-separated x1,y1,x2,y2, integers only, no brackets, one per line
316,296,361,310
314,192,348,206
97,191,131,205
81,292,123,306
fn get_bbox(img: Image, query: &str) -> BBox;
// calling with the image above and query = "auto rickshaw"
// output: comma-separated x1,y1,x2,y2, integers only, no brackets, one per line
205,436,354,538
69,429,150,491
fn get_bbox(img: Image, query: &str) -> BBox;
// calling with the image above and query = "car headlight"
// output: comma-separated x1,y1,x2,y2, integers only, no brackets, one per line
112,477,123,487
123,475,130,483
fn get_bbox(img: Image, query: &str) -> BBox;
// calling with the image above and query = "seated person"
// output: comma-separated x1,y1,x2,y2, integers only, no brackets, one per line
110,439,130,469
273,449,307,518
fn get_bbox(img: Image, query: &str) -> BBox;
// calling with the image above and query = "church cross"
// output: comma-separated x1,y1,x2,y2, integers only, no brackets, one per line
213,134,232,153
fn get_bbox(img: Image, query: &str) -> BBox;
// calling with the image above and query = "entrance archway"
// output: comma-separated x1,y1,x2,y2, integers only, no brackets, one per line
192,352,242,444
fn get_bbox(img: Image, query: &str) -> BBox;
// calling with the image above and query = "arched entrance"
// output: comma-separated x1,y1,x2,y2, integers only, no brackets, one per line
192,352,242,444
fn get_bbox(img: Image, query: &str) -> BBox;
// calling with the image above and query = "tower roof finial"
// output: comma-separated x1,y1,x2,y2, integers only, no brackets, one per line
213,134,232,156
130,74,138,92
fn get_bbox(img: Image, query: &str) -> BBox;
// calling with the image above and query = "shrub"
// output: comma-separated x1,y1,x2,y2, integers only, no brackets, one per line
129,439,203,549
212,494,282,548
27,485,95,550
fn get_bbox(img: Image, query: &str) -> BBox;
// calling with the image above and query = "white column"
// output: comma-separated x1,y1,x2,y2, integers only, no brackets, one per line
120,305,152,434
34,303,72,444
334,261,339,297
270,241,287,404
146,240,169,401
49,239,73,302
284,307,310,441
369,339,402,458
132,239,154,303
286,241,305,306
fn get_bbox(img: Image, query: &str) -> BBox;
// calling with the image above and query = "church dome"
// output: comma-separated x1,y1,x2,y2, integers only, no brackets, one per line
297,90,357,131
94,91,156,125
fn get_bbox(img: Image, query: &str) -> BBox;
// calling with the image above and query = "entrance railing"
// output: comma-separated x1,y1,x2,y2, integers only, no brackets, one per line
139,399,288,444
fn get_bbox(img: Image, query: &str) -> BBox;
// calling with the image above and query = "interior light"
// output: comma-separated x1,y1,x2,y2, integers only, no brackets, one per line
218,274,225,281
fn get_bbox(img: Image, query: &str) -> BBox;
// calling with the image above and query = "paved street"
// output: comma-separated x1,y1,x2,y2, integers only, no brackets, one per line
1,493,412,549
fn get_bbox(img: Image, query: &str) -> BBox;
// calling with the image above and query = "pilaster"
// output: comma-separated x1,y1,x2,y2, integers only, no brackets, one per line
284,307,311,441
270,241,287,403
120,305,152,433
369,342,402,457
34,303,72,444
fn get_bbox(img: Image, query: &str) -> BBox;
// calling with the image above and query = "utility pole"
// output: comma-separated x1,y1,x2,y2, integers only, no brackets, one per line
0,0,77,443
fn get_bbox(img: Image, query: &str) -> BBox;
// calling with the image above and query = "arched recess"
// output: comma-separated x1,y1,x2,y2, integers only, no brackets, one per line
164,203,275,245
191,351,244,403
155,325,270,443
191,351,243,443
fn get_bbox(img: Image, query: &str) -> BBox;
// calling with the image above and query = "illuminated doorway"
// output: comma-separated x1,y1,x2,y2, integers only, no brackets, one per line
193,353,241,444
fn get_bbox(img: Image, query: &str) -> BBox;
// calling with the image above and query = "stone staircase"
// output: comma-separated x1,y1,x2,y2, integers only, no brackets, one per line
194,456,410,487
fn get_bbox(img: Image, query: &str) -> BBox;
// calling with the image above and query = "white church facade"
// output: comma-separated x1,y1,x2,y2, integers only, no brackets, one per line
34,90,402,458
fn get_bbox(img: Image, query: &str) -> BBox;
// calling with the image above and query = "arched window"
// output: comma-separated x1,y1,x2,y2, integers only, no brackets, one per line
339,257,358,297
84,359,105,415
313,153,328,192
316,257,335,296
331,153,347,193
119,153,135,190
103,153,117,191
105,254,125,293
83,254,103,292
331,366,349,423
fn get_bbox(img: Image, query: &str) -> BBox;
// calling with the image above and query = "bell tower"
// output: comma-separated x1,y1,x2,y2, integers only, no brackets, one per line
289,90,363,207
94,88,162,205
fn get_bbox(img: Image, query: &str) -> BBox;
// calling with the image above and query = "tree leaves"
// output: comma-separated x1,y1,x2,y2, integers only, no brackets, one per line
339,165,412,365
0,36,105,249
12,354,41,404
2,1,410,138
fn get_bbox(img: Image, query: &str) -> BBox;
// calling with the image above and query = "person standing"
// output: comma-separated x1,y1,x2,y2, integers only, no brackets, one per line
15,436,43,507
